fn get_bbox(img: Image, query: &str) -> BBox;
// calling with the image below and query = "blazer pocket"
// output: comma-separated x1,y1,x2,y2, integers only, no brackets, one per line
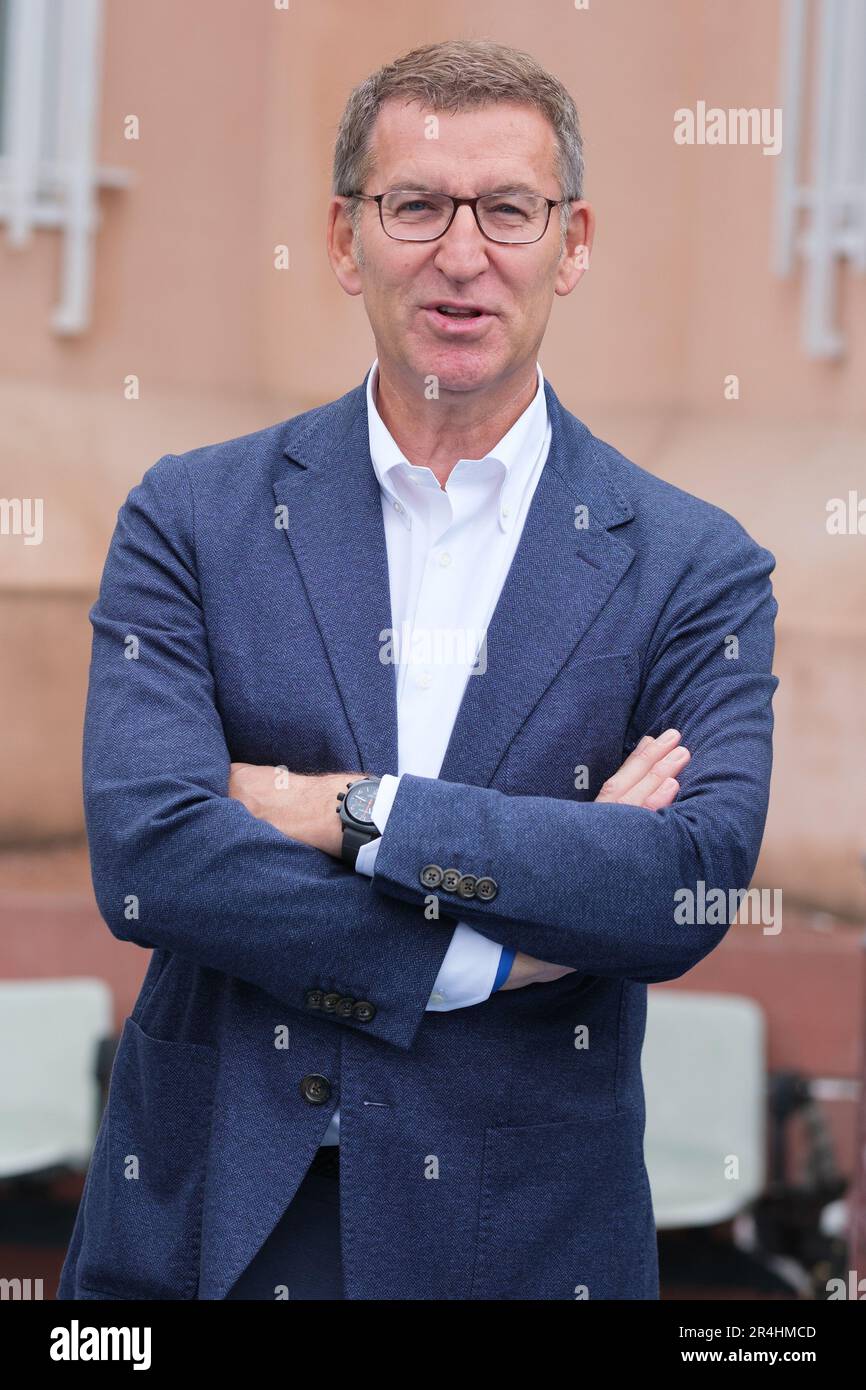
76,1016,217,1300
469,1108,654,1300
500,650,640,799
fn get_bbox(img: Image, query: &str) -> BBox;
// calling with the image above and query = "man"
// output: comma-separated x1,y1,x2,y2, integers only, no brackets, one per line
57,38,777,1301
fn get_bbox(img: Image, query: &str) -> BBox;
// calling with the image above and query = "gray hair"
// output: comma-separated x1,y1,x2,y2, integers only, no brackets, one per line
332,39,584,264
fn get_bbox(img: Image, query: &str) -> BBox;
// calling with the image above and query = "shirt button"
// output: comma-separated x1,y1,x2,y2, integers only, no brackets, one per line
393,500,404,513
415,670,433,689
430,992,445,1004
438,551,452,567
501,504,511,517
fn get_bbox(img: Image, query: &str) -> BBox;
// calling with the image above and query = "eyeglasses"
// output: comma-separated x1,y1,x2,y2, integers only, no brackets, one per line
340,187,575,244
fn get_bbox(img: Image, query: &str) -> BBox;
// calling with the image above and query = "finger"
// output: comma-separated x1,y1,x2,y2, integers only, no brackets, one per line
617,745,691,807
642,777,680,811
594,729,681,803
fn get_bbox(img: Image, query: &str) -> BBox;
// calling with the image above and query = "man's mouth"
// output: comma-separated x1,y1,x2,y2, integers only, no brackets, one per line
435,305,483,318
420,303,495,335
425,302,490,318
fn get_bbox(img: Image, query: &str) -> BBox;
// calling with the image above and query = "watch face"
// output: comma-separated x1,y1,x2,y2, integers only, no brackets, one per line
345,779,378,824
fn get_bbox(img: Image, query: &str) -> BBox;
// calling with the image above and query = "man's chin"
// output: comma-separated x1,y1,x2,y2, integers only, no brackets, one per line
400,343,507,393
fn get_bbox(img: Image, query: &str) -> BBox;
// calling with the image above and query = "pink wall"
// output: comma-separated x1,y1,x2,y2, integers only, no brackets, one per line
4,1,862,414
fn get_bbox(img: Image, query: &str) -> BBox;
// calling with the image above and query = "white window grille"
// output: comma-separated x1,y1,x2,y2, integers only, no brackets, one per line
0,0,130,334
773,0,866,358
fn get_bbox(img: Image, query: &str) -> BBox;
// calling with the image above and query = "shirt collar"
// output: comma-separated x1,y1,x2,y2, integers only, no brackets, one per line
366,358,548,533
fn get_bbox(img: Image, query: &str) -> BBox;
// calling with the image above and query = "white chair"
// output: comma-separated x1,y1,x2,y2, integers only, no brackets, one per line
0,978,112,1178
643,989,767,1229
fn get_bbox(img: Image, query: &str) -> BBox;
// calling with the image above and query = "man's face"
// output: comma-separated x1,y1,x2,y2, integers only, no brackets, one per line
329,100,593,395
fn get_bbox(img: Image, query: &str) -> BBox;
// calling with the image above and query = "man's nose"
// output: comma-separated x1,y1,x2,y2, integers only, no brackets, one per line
432,204,490,276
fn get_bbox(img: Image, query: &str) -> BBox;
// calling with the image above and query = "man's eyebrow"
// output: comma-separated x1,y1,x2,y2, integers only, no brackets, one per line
385,178,543,196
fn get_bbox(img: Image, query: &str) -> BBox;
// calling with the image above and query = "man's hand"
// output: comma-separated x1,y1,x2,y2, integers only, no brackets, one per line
228,764,367,858
593,727,690,808
499,729,690,991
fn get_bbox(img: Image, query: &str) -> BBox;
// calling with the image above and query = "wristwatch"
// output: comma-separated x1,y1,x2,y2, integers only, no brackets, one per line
336,776,383,868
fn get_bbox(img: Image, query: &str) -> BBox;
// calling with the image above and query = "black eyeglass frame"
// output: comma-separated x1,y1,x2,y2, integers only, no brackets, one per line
340,188,578,244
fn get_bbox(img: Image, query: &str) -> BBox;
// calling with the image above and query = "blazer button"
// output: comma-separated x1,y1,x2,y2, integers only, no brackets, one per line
305,989,324,1009
475,876,498,902
441,867,461,892
322,992,341,1012
300,1074,331,1105
457,873,477,899
420,863,443,888
352,999,376,1023
335,996,355,1017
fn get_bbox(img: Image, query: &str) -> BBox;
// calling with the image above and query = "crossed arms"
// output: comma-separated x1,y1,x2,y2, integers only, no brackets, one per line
226,729,693,993
83,455,778,1051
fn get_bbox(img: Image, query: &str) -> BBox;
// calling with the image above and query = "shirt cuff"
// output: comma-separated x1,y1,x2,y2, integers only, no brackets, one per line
370,773,401,831
426,922,505,1011
355,774,401,877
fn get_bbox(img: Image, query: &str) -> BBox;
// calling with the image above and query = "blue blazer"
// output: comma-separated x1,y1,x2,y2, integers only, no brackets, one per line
57,371,778,1301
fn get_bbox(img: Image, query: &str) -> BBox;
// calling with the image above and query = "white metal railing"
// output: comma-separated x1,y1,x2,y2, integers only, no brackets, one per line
0,0,130,334
773,0,866,357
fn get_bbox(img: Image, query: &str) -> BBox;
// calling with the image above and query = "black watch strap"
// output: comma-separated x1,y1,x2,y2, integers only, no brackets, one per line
341,824,380,870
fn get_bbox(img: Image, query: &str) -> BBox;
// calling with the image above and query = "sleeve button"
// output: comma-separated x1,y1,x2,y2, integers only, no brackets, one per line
457,873,477,899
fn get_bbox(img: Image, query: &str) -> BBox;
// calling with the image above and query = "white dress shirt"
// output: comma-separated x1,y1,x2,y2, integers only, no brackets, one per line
320,357,552,1145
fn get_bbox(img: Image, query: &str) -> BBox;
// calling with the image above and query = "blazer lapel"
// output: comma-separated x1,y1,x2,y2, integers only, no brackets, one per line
273,371,399,779
438,379,636,789
272,373,635,791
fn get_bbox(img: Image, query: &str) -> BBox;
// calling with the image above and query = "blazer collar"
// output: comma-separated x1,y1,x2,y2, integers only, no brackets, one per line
365,358,550,536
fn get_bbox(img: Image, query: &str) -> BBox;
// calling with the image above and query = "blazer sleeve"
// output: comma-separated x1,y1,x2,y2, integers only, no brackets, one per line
81,454,454,1051
369,513,780,983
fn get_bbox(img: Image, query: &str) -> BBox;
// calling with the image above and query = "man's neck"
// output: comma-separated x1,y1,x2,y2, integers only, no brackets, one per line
374,362,539,489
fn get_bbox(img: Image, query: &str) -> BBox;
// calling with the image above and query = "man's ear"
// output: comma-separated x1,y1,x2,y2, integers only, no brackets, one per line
555,201,595,298
327,197,365,296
